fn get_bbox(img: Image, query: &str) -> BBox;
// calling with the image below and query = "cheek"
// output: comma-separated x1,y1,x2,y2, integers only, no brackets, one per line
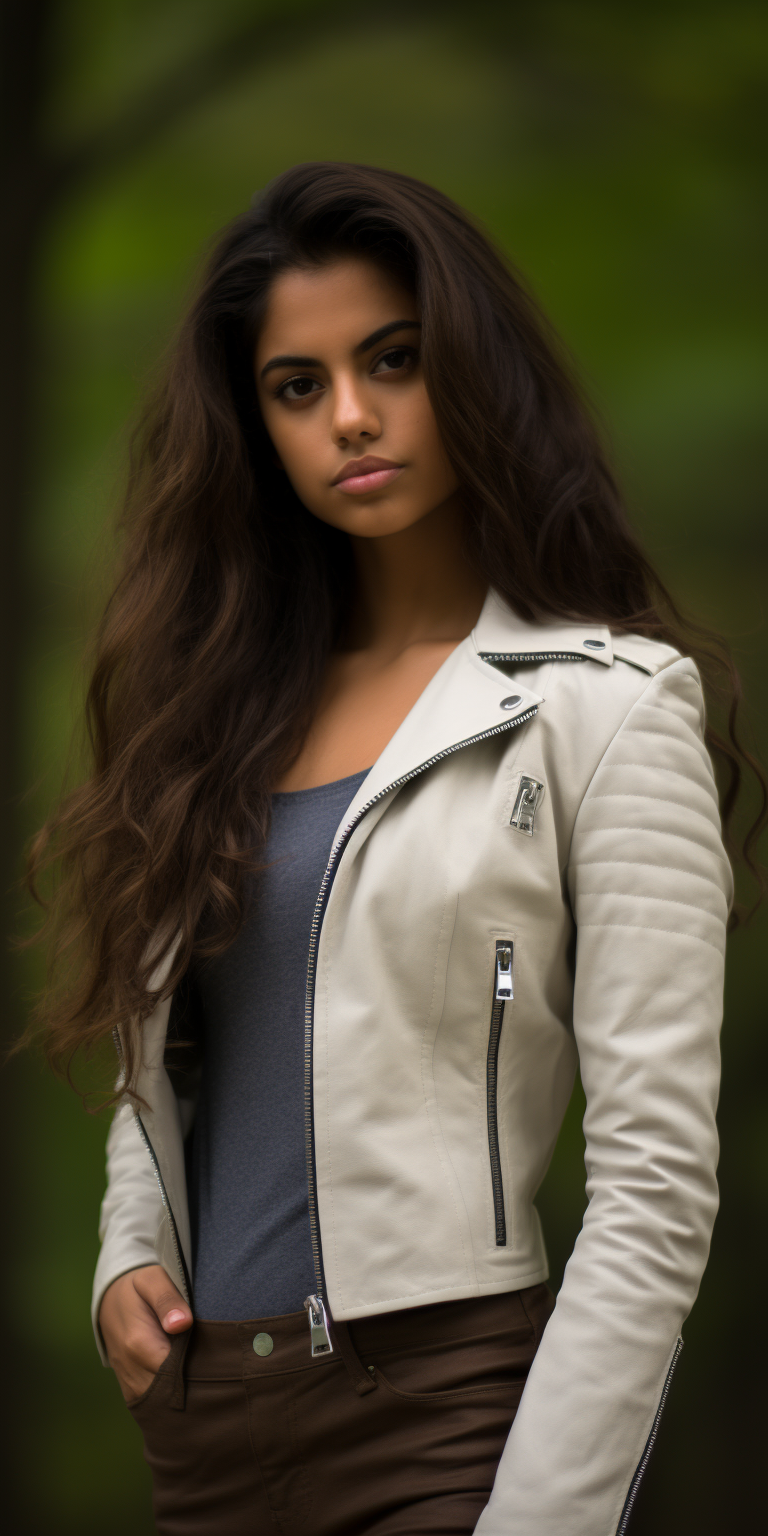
412,408,457,492
266,412,323,489
399,390,451,465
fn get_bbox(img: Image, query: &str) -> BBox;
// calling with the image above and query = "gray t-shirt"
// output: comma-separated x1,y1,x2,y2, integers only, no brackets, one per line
186,768,368,1320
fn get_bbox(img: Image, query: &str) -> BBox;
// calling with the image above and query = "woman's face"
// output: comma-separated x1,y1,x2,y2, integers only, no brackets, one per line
254,256,460,538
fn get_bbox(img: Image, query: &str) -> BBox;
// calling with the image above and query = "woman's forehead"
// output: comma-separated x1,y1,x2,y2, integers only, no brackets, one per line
255,257,418,360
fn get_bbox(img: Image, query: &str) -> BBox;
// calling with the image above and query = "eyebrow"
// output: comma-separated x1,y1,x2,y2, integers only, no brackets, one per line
259,319,421,379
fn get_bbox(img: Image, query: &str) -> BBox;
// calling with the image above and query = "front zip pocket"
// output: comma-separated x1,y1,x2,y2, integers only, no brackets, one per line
510,775,544,835
487,940,513,1246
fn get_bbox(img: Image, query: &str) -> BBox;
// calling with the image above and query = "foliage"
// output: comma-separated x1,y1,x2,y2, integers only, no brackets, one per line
7,2,766,1530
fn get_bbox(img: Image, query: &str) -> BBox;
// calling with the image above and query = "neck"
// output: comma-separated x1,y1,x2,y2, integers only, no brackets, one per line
345,497,486,658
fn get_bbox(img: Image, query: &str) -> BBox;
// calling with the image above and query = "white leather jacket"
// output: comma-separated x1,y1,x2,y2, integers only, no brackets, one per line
92,589,730,1535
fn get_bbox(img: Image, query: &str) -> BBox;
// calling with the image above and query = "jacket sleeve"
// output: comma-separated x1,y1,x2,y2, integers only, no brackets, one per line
475,658,731,1535
91,1099,166,1365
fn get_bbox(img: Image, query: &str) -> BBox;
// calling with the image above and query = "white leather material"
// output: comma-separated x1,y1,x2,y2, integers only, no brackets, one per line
91,1098,166,1361
473,657,727,1534
91,591,730,1530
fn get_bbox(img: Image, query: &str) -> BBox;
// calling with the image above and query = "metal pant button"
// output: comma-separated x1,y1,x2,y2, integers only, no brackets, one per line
253,1332,274,1356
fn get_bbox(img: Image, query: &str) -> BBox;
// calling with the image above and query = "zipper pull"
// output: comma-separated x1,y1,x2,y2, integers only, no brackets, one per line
510,775,544,836
304,1294,334,1357
495,941,514,1000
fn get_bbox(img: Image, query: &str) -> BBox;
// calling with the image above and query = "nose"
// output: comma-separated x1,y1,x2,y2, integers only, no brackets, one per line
330,373,381,447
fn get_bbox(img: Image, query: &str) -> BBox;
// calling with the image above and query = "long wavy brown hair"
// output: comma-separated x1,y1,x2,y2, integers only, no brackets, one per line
25,161,766,1098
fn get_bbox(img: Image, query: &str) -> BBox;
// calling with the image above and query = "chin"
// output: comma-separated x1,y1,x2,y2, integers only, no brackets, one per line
319,501,432,539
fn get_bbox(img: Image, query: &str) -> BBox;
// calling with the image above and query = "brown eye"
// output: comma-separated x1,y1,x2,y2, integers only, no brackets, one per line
279,376,321,400
372,347,415,374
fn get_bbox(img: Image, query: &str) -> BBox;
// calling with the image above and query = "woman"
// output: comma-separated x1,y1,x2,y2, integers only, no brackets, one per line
29,163,763,1534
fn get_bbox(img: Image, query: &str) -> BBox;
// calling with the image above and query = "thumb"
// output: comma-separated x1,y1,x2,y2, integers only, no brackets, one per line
133,1264,193,1333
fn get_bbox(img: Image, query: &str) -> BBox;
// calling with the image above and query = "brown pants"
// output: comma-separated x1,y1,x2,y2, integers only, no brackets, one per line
128,1284,554,1535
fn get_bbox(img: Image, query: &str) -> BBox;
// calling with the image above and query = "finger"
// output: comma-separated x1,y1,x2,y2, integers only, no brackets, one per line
121,1329,170,1380
132,1265,193,1333
116,1333,170,1401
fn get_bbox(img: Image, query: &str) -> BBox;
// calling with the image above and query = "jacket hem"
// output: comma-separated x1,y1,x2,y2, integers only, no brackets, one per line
329,1265,551,1322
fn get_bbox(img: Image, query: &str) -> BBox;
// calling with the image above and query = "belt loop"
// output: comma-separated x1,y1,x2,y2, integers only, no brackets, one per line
329,1318,378,1397
166,1327,192,1411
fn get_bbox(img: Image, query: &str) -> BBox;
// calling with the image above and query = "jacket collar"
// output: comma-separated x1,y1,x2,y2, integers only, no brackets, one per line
341,609,545,823
342,591,622,820
472,588,614,666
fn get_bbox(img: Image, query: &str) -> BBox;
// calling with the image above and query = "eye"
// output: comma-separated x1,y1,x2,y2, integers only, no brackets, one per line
371,347,416,375
276,375,323,401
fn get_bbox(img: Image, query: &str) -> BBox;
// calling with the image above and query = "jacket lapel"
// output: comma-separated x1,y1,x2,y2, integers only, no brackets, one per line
340,632,544,828
338,588,625,835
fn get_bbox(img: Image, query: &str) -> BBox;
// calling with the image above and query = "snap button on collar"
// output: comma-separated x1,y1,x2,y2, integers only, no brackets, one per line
500,695,522,710
583,639,605,650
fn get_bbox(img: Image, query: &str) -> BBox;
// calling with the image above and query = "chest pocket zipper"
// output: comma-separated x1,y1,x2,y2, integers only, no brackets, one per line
487,940,513,1246
510,776,544,835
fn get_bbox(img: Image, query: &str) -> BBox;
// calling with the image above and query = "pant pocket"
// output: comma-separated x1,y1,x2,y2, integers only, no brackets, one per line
373,1362,528,1406
365,1314,537,1403
126,1331,185,1417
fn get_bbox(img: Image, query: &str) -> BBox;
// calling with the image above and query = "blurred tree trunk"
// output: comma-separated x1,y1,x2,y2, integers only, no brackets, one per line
0,0,50,958
0,0,52,1511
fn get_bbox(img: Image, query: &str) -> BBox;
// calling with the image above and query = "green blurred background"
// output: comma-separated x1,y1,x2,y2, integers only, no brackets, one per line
3,1,766,1530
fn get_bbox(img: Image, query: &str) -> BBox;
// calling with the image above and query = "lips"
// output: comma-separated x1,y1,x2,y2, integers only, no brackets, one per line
332,456,403,494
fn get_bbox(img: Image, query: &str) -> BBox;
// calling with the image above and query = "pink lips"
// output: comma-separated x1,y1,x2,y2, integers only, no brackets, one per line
332,456,403,494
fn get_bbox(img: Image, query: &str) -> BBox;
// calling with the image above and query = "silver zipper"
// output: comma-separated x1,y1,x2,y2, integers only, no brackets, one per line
487,941,512,1246
304,1293,334,1356
495,941,513,1001
510,775,544,836
479,651,588,664
134,1113,192,1302
615,1337,683,1534
303,704,539,1305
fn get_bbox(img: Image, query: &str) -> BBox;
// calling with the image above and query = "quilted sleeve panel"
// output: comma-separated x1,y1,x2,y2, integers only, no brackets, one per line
475,658,731,1536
